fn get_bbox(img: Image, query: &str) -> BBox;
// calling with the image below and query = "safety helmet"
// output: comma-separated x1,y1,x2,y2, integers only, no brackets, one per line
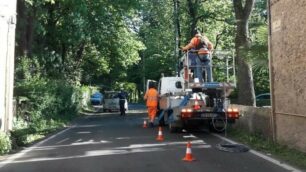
195,33,202,37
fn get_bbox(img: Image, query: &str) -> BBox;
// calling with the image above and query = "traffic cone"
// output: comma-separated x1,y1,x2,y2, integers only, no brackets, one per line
143,120,147,128
182,142,196,162
156,127,164,141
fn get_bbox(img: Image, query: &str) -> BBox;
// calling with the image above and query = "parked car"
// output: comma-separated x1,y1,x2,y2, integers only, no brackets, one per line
256,93,271,107
103,91,128,112
90,92,103,105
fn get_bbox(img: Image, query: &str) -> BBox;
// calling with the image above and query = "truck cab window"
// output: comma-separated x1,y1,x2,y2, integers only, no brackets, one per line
175,81,182,89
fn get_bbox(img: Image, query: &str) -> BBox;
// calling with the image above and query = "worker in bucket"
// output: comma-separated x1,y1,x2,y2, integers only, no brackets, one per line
143,82,159,127
181,31,214,82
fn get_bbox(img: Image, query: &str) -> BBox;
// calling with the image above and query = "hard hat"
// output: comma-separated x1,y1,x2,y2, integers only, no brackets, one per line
195,33,202,37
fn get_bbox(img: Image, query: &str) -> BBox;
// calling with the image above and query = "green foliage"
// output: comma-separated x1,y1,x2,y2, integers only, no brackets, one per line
15,56,42,81
10,128,45,147
180,0,235,48
12,54,99,147
137,0,178,84
244,26,268,67
15,77,80,122
0,131,12,155
253,67,270,94
247,1,270,94
13,74,83,146
17,0,144,86
245,25,269,94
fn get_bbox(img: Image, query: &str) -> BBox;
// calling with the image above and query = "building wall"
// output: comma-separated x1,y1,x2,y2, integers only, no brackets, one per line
0,1,17,131
270,0,306,152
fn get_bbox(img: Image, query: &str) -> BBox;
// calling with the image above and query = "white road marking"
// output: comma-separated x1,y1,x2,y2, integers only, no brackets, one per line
75,139,82,142
71,140,95,145
30,147,56,151
120,143,166,149
77,131,91,134
0,126,75,169
118,140,208,149
100,140,110,143
193,145,212,148
31,140,111,150
56,138,69,144
4,147,164,164
1,140,208,164
74,124,104,128
212,134,303,172
189,140,206,144
116,137,131,140
0,129,209,166
183,134,197,138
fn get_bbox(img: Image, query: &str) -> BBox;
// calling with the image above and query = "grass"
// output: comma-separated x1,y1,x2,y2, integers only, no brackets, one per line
10,114,81,149
227,128,306,170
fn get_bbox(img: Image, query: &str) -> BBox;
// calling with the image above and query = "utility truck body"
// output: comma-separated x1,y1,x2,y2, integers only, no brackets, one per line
155,51,240,132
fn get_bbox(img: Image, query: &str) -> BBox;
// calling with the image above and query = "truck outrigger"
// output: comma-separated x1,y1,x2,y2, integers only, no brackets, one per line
153,50,240,132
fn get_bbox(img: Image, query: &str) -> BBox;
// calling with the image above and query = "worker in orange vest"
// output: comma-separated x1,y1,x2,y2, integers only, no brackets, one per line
144,82,159,127
182,31,214,82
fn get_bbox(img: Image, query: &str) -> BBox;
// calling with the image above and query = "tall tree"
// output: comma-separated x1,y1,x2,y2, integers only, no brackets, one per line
15,0,144,85
233,0,256,106
138,0,176,81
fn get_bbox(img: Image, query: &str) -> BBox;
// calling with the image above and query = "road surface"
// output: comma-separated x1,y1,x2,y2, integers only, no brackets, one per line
0,108,302,172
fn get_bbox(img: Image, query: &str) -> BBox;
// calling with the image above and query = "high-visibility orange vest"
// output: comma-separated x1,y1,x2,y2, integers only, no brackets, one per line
190,36,213,55
144,88,158,107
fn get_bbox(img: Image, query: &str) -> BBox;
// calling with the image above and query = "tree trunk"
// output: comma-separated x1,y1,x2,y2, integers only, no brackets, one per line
236,51,255,106
16,0,35,57
233,0,255,106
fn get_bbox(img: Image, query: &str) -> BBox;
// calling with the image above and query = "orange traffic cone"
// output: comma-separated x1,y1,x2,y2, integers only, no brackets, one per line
156,127,164,141
143,120,147,128
182,142,196,162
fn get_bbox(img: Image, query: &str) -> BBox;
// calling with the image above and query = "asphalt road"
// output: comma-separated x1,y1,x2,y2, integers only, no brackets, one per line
0,109,301,172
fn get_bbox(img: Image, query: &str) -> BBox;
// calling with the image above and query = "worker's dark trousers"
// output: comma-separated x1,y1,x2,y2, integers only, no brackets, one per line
119,99,126,116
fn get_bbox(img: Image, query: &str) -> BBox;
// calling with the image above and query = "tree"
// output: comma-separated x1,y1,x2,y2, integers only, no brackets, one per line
15,0,144,86
138,0,177,80
233,0,256,106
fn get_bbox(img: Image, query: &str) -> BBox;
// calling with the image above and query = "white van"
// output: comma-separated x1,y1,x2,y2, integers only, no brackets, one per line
103,91,128,112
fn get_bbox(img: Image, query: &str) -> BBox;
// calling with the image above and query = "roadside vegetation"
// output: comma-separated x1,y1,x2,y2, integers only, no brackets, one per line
0,131,11,155
228,128,306,170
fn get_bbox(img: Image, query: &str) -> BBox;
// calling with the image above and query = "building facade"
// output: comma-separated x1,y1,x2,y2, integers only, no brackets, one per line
269,0,306,152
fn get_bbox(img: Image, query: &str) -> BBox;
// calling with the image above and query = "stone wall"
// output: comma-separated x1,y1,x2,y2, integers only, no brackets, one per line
231,105,272,138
